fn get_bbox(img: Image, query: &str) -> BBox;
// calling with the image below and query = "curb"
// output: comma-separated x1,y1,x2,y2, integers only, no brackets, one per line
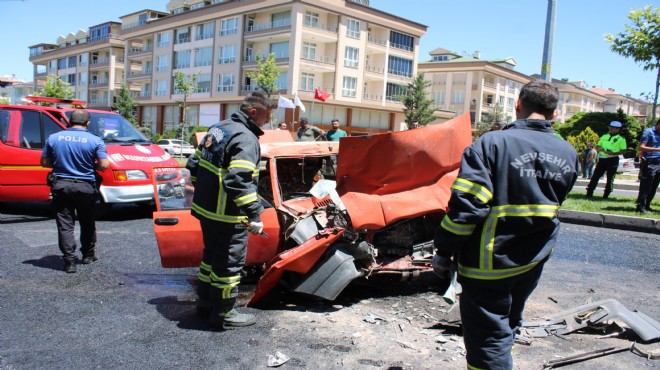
558,209,660,234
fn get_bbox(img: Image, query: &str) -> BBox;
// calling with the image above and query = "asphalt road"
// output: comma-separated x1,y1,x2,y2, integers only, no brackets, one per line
0,203,658,369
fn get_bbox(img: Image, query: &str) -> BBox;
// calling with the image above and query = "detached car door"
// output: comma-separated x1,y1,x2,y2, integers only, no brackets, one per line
152,167,281,268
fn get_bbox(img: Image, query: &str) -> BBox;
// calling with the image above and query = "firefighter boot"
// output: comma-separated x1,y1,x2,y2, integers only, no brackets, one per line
209,298,256,329
196,280,212,315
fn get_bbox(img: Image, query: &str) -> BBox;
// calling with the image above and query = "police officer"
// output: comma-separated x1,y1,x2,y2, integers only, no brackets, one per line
434,81,578,369
635,119,660,213
41,109,109,273
586,121,627,198
186,91,275,329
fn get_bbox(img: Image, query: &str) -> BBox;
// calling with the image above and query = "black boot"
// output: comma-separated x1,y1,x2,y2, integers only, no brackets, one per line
196,280,212,314
208,298,256,329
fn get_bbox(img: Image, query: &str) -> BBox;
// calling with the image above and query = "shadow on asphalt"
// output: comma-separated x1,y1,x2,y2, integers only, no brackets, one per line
147,296,218,332
22,254,65,272
0,201,154,223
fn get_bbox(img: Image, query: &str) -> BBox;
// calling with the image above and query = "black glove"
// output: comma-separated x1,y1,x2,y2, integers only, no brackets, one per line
431,255,452,279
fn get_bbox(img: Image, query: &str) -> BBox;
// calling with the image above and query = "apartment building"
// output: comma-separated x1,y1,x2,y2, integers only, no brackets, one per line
118,0,426,135
418,48,532,124
589,86,646,122
28,21,144,109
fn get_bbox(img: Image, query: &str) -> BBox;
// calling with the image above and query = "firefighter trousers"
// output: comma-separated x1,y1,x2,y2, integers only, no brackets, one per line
459,262,546,370
197,219,248,309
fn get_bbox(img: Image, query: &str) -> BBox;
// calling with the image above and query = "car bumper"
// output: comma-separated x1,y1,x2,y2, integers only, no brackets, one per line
100,184,154,203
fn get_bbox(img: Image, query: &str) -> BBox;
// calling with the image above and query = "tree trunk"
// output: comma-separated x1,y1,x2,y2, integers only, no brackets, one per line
653,63,660,126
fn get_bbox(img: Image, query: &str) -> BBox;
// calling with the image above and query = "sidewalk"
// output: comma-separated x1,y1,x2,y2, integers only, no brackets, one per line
560,173,660,234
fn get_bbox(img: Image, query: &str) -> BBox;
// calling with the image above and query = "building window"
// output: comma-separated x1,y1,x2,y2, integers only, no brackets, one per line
157,32,170,47
67,74,76,86
220,17,238,36
78,53,88,66
344,46,359,68
196,73,211,93
218,44,236,64
271,11,291,28
300,72,314,91
269,42,289,59
89,23,111,42
342,76,357,97
389,31,413,52
451,91,465,104
155,55,169,71
388,56,412,78
57,58,66,70
302,41,317,60
507,97,514,111
386,83,406,101
346,19,360,39
155,80,168,96
78,72,87,84
174,27,191,44
432,55,449,62
195,22,215,40
432,91,445,104
217,73,235,92
190,2,204,10
498,96,505,105
68,56,76,68
275,71,288,90
194,47,213,67
174,50,191,69
304,11,319,28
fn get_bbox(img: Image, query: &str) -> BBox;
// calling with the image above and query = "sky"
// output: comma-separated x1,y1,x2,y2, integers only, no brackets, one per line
1,0,659,97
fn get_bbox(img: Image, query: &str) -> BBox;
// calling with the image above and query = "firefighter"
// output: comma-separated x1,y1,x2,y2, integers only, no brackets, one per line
41,109,109,273
186,92,275,329
434,81,578,369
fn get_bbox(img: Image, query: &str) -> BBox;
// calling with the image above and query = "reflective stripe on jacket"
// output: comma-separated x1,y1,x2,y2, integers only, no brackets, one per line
435,119,579,281
186,110,264,223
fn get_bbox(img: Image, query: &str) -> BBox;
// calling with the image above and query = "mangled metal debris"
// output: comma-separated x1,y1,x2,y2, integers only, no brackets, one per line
523,299,660,342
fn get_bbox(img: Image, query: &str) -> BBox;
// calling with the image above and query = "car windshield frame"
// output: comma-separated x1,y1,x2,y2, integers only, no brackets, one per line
64,111,151,144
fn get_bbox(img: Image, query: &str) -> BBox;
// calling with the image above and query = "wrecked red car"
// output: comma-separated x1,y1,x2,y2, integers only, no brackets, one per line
152,114,472,305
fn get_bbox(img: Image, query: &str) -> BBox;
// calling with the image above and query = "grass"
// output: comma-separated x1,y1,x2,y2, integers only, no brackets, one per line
562,191,660,219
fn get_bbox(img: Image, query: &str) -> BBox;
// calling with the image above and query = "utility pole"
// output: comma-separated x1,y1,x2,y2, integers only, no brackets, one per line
541,0,557,82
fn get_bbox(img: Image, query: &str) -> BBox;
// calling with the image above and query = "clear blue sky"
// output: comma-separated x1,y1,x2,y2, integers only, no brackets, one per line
1,0,658,97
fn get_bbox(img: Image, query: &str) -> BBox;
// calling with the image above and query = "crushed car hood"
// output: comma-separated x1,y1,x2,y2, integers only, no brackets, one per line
335,113,473,230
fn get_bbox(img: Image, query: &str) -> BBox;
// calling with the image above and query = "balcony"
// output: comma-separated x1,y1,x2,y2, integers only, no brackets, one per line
302,22,338,43
483,81,497,90
245,19,291,33
88,97,108,105
132,92,152,101
89,58,109,69
89,79,109,89
128,46,153,58
127,69,152,80
244,20,291,41
299,54,335,72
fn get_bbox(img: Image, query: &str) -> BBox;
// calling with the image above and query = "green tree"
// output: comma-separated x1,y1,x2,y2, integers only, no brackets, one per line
34,75,73,102
172,71,199,159
114,85,137,125
398,72,436,128
566,126,600,154
247,51,281,96
482,104,510,125
0,97,9,105
605,5,660,125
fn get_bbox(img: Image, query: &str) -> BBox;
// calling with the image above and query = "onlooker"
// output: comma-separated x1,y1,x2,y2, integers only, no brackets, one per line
410,121,420,129
277,122,287,130
295,118,324,141
433,81,578,369
325,119,347,142
582,142,597,179
586,121,627,199
40,109,109,273
489,122,502,131
186,91,276,329
635,119,660,213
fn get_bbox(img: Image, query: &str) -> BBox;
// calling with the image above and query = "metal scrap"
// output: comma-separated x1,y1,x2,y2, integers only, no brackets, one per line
267,351,290,367
363,312,389,324
543,344,633,369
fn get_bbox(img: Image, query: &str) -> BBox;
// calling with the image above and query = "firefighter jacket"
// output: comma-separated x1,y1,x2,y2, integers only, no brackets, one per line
435,119,579,282
187,110,265,224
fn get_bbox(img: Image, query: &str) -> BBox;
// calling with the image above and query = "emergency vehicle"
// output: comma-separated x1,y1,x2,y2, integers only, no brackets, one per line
0,96,179,213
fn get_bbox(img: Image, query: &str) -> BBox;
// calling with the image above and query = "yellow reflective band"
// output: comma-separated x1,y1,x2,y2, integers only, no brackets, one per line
189,175,197,182
199,261,212,273
253,169,259,177
452,178,493,203
440,217,476,236
197,272,211,283
479,203,559,271
459,261,539,280
235,192,258,207
191,202,248,223
210,274,241,299
467,362,486,370
229,159,256,171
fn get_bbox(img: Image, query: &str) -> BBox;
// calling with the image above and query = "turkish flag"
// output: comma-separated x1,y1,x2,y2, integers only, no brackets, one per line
314,88,330,102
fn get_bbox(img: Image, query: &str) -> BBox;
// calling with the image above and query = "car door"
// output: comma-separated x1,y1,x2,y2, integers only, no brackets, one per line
0,108,64,202
152,166,281,268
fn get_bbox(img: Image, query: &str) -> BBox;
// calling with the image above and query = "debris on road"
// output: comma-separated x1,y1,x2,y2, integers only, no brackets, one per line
267,351,290,367
543,344,633,368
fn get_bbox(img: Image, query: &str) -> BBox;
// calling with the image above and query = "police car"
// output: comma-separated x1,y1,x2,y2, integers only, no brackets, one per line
0,96,179,214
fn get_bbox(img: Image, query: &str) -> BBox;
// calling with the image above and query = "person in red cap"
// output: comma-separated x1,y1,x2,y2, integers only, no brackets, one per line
586,121,627,199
